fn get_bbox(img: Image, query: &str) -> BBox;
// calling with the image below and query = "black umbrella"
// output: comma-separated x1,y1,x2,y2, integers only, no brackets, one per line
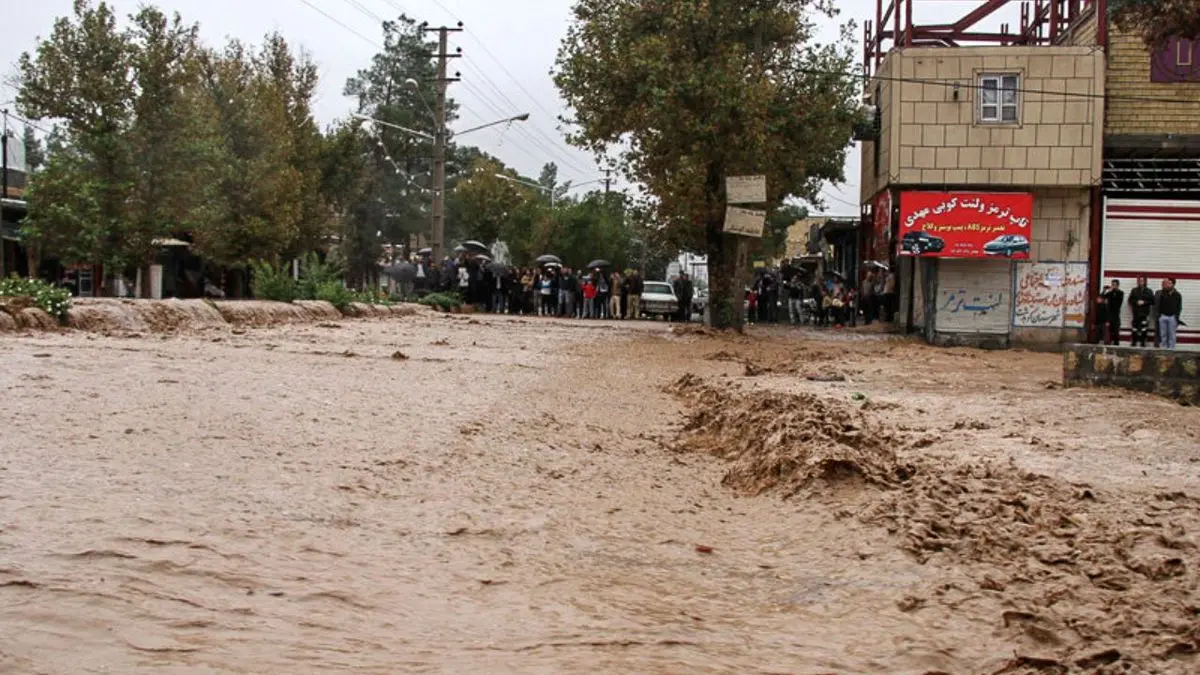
382,261,416,281
462,240,489,254
586,259,611,269
536,254,562,265
487,261,508,276
418,247,433,255
452,245,467,254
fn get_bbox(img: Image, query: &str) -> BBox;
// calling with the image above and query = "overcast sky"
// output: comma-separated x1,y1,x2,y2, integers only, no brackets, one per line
5,0,1011,216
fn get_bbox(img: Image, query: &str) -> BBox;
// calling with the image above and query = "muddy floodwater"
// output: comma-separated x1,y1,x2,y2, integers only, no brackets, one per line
2,313,1198,674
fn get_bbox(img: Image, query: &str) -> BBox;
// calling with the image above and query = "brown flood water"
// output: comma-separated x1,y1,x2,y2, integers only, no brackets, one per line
1,314,1198,674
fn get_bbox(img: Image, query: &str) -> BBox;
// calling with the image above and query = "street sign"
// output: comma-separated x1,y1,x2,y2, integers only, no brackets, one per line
726,175,766,204
723,206,766,237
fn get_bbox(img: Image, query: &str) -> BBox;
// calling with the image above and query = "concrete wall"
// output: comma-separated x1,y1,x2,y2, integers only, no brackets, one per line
886,46,1104,188
860,53,897,201
1107,30,1200,136
1064,344,1200,403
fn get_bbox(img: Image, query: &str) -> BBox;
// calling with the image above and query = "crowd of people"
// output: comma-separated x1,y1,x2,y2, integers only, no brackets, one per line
1096,276,1185,349
747,266,898,328
412,254,653,319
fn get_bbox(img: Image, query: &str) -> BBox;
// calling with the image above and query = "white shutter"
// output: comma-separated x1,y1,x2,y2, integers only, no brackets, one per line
935,259,1013,334
1102,198,1200,350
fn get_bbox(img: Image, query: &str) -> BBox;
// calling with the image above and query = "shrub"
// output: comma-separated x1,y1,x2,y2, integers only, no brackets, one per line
0,275,72,324
354,288,393,306
249,260,297,302
417,291,461,312
297,252,344,301
314,280,354,310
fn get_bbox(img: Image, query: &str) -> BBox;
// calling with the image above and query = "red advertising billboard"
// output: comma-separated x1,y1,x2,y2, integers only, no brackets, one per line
898,191,1034,259
870,189,892,262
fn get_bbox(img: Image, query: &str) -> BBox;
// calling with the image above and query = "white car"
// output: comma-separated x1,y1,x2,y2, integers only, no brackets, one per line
641,281,679,319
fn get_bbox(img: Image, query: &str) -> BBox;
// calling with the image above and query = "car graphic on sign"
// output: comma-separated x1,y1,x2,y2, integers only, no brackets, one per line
983,234,1030,257
901,231,945,255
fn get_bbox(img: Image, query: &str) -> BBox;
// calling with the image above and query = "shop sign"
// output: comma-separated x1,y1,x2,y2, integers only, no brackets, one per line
898,191,1033,259
871,189,892,261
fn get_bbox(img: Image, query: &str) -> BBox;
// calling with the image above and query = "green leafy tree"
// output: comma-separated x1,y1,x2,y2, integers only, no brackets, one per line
191,37,313,269
23,127,45,173
341,16,451,281
449,156,528,246
1111,0,1200,44
17,0,136,270
123,6,213,271
555,0,860,329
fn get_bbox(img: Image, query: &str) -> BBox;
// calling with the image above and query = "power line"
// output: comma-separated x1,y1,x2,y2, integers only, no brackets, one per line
809,64,1200,105
819,189,862,209
296,0,382,49
3,110,54,136
405,0,600,177
312,0,589,179
341,0,385,24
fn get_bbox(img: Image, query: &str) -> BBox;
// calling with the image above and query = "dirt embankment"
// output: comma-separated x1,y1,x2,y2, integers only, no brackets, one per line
668,373,1200,674
0,298,426,335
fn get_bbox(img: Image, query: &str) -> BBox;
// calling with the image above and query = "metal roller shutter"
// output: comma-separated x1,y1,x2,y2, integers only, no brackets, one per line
935,259,1013,334
1102,198,1200,349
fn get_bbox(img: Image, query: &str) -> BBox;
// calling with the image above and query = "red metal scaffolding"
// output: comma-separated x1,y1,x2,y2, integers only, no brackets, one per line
863,0,1101,79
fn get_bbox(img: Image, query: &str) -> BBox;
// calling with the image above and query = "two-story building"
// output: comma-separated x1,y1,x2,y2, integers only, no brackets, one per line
859,0,1200,348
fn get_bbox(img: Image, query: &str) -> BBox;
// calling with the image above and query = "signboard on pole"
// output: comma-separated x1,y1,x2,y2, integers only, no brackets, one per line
723,206,766,237
726,175,766,205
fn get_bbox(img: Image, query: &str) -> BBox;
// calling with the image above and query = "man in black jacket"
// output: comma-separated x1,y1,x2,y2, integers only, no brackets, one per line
1100,280,1124,345
1157,278,1183,349
673,273,694,323
1128,276,1155,347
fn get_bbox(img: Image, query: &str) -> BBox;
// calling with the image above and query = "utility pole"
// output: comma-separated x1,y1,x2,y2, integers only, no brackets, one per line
423,23,462,263
1,109,9,203
602,168,612,195
1,110,7,279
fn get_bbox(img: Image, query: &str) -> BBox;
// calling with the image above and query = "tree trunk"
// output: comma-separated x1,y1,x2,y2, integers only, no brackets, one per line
703,162,744,331
706,229,745,331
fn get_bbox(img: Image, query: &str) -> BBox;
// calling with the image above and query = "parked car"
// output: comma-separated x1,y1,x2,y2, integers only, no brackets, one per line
692,289,708,317
901,231,945,255
641,281,679,319
983,234,1030,257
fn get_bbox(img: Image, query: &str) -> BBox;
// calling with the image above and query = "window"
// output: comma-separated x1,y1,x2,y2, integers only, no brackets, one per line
978,74,1019,123
1179,39,1194,67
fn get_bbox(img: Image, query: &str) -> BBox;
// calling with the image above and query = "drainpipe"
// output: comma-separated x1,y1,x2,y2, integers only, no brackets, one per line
1086,186,1103,343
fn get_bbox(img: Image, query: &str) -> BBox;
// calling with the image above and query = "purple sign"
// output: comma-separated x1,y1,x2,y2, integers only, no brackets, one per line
1151,38,1200,83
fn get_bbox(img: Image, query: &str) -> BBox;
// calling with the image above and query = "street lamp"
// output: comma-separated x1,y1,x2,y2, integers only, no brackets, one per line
494,173,554,208
405,78,437,123
455,113,530,137
353,113,433,141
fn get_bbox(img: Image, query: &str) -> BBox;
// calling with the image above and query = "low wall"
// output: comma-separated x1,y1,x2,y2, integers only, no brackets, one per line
1,298,426,334
1063,344,1200,404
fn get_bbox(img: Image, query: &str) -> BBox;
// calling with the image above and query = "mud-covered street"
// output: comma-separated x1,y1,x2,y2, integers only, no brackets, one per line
2,313,1198,674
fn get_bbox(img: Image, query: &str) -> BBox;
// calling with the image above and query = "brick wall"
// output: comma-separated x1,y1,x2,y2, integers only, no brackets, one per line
1061,9,1098,47
1064,344,1200,403
1031,187,1090,261
889,46,1104,188
1106,30,1200,135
